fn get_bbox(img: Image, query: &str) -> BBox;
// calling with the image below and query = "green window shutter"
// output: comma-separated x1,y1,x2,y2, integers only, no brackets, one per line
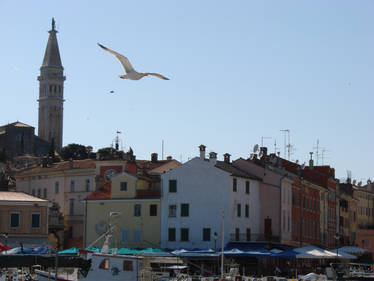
169,180,177,193
181,204,189,217
168,228,176,241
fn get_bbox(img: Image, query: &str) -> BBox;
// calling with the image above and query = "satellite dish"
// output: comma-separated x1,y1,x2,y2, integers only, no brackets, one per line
253,144,259,153
300,163,305,170
95,220,109,235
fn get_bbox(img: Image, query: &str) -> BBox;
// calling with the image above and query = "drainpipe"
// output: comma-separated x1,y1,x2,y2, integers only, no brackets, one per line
279,173,288,242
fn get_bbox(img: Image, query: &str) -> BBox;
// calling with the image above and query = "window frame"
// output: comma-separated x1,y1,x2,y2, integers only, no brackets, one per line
233,178,237,192
169,180,177,193
246,181,250,194
168,228,176,241
181,228,189,242
150,204,157,216
202,228,211,241
134,204,141,217
10,212,20,228
120,181,128,191
123,260,133,271
169,205,177,217
181,203,189,217
55,182,59,194
31,213,41,228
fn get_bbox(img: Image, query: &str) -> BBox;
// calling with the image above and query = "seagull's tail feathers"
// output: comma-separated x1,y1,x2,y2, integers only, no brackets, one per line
145,73,170,80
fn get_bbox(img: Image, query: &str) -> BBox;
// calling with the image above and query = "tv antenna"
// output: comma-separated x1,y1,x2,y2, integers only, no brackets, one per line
113,131,123,151
280,129,291,160
313,139,320,166
261,136,271,147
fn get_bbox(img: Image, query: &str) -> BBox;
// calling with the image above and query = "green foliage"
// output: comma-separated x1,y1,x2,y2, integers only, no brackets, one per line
60,143,88,161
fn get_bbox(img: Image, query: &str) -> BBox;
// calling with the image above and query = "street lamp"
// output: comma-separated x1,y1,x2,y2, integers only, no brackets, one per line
334,233,340,260
214,232,218,252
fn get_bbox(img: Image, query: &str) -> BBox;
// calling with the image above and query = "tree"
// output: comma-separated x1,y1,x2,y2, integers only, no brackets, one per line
60,144,88,161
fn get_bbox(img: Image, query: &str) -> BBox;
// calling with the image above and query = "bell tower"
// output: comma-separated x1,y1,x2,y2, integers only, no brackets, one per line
38,18,65,151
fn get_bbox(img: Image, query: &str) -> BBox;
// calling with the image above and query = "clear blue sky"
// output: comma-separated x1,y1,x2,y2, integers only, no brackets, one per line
0,0,373,182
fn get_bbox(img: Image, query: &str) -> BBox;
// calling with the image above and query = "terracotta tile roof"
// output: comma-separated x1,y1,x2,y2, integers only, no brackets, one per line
85,188,111,200
1,122,34,128
16,159,95,176
135,160,174,172
215,161,262,180
0,191,48,202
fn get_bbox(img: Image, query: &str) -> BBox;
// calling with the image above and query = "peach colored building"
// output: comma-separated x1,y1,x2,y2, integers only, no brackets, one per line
0,192,50,248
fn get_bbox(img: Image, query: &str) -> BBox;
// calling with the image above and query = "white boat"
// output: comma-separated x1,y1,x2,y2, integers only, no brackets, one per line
34,253,143,281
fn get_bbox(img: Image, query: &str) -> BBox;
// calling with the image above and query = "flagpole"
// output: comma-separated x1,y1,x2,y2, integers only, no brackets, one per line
221,211,224,280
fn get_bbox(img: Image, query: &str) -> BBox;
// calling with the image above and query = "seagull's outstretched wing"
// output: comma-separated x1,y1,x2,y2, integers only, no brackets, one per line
144,72,170,80
98,43,135,73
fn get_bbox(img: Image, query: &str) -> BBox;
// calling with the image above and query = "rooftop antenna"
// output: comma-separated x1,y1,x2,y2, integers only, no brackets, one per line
261,136,271,147
313,139,320,166
280,129,291,160
321,148,330,165
113,131,123,151
162,140,164,160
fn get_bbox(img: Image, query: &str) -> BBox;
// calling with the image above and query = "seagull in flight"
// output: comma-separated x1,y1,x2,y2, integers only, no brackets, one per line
98,43,169,81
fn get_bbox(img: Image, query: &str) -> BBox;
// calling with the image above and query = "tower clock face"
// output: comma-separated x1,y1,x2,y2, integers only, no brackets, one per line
104,169,117,181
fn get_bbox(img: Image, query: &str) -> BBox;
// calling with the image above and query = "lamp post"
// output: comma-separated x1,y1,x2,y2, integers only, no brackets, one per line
214,232,218,252
214,232,218,275
334,233,340,260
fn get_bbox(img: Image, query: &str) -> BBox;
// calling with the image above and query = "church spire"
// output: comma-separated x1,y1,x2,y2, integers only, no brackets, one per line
38,19,65,152
41,18,63,69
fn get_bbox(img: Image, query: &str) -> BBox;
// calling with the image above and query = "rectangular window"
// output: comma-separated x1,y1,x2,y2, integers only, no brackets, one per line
55,182,59,194
181,228,189,241
37,189,41,198
10,213,19,228
237,204,241,217
150,204,157,216
181,204,189,217
233,178,237,192
246,228,251,241
133,229,142,243
245,204,249,218
203,228,211,241
120,182,127,191
43,188,47,199
168,228,176,241
134,204,141,217
169,205,177,217
69,199,74,215
86,179,90,191
70,180,75,192
123,260,133,271
121,229,129,242
31,213,40,228
169,180,177,193
246,181,250,194
32,189,35,196
235,228,240,241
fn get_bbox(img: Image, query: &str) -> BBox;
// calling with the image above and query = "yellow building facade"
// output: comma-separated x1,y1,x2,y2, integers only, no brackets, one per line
85,172,161,249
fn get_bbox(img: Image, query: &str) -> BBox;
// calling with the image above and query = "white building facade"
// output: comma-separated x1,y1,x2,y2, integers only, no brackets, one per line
160,146,261,249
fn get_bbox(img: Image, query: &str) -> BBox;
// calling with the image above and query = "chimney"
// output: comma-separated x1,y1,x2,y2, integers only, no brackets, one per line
309,152,314,168
223,153,231,163
199,145,206,160
260,147,267,158
166,156,172,160
151,153,158,163
209,152,217,165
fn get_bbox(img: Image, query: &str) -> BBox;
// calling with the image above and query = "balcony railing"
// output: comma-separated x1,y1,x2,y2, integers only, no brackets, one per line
229,233,280,243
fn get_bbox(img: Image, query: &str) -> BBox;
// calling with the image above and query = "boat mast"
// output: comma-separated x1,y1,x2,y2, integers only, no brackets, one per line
221,211,224,279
